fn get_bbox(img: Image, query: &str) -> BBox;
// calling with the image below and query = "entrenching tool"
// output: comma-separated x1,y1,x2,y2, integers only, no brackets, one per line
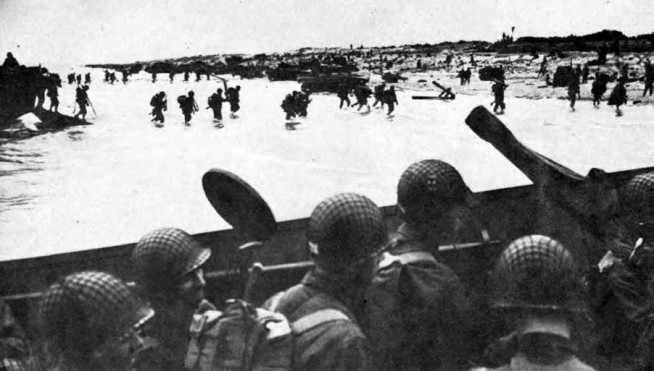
202,169,277,302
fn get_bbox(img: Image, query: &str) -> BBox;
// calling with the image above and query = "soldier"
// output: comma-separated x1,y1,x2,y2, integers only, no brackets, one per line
492,79,508,114
353,85,372,112
296,90,311,117
73,85,90,121
151,72,157,83
47,79,59,113
169,71,175,83
264,193,386,371
184,71,190,82
608,77,628,116
222,79,241,115
372,83,386,108
590,172,654,370
364,159,474,371
180,91,198,124
568,72,580,111
38,271,153,371
150,91,167,124
473,235,595,371
131,228,216,371
382,85,398,115
84,72,91,85
337,83,351,109
591,73,607,107
207,88,225,121
281,92,297,120
643,58,653,97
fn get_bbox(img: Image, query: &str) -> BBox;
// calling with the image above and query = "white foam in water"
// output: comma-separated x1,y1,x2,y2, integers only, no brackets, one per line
1,70,653,261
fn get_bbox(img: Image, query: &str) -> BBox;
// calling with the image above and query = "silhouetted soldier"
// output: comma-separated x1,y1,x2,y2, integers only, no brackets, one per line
296,90,311,117
47,80,59,112
353,85,372,112
150,91,167,124
372,83,386,107
382,85,398,115
152,72,157,83
281,93,297,120
74,85,90,121
2,52,19,69
582,64,590,84
608,77,628,116
568,72,580,111
121,70,129,84
492,79,508,114
207,88,225,121
643,58,653,97
337,83,351,109
169,71,175,83
84,72,91,85
223,79,241,115
76,74,81,85
184,71,189,82
180,91,198,124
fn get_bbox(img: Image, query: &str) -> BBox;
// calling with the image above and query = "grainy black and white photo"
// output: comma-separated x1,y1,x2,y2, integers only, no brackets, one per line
1,0,654,370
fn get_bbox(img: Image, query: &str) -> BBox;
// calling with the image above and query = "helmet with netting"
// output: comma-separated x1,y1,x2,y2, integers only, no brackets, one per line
39,271,153,353
620,172,654,223
490,235,587,313
132,228,211,293
397,160,471,222
308,193,386,270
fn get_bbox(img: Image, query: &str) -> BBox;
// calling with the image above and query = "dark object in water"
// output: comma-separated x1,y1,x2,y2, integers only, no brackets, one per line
299,73,368,93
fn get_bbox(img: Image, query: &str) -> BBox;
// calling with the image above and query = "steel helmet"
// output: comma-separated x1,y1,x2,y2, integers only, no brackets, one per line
132,228,211,293
308,193,386,270
490,235,586,313
397,159,471,222
39,271,153,353
620,172,654,223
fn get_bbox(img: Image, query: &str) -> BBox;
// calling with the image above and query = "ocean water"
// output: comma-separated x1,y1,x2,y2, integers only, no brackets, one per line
1,70,653,261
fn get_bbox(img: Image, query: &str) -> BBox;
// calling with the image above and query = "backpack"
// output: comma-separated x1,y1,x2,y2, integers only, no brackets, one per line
185,298,351,371
177,95,187,107
150,95,157,107
208,94,216,108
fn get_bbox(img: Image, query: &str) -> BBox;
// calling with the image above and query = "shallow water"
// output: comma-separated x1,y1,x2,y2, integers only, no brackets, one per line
1,71,653,261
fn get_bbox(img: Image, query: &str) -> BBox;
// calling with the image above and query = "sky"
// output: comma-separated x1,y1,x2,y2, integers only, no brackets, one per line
1,0,653,67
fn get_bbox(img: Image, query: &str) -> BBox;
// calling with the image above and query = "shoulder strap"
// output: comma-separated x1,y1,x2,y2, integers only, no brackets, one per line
378,250,436,270
291,309,350,334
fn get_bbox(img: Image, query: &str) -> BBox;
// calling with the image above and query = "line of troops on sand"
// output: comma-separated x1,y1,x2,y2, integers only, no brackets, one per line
3,159,654,371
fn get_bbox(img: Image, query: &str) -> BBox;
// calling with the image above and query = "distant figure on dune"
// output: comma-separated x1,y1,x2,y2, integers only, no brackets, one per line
3,52,19,69
169,71,175,83
151,72,157,83
491,79,507,115
84,72,91,85
121,70,128,83
608,77,628,116
184,71,189,82
76,74,81,85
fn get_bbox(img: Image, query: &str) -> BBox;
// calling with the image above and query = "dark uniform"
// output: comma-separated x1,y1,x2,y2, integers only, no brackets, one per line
590,172,654,370
47,83,59,112
643,59,653,97
74,85,89,120
372,83,386,107
591,75,607,106
382,86,398,115
131,228,214,371
608,78,627,115
337,84,351,109
492,80,507,114
364,160,473,371
264,193,386,371
38,271,153,371
208,89,224,121
151,92,167,124
225,86,241,114
475,235,596,371
568,74,580,110
181,91,199,124
281,93,297,120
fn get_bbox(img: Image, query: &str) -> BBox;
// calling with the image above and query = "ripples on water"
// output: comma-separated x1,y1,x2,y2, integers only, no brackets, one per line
1,71,653,261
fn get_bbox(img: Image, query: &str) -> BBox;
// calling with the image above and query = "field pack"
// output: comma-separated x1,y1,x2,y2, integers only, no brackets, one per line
185,298,350,371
